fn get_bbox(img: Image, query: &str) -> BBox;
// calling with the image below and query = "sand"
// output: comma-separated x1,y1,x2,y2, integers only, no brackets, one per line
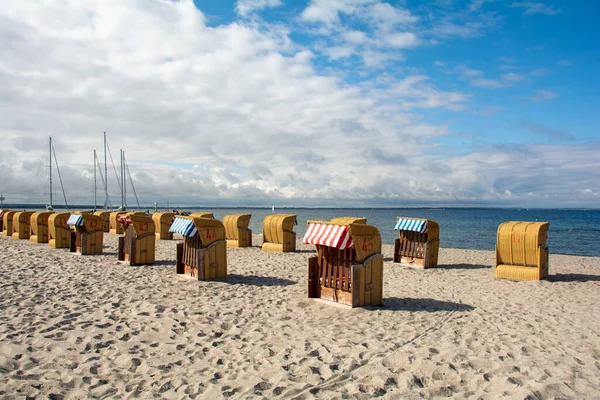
0,233,599,399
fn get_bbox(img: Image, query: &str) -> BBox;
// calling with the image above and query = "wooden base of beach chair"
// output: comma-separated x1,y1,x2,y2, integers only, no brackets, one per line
308,249,383,308
393,233,439,268
176,238,227,280
494,264,548,281
12,231,30,240
76,232,103,255
226,231,252,248
156,232,173,240
30,231,50,244
118,233,155,266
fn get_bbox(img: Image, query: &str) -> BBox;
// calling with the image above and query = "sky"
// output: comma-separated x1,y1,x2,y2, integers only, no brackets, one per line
0,0,598,208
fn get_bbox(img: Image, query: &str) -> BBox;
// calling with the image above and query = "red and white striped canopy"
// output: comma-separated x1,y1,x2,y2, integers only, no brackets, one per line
303,223,353,250
118,215,132,228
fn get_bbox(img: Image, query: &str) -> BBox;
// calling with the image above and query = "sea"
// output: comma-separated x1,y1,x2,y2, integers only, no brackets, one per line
5,206,599,257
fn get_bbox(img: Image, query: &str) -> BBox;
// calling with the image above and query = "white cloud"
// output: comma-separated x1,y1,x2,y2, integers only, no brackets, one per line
236,0,283,16
531,68,549,76
381,32,420,48
300,0,376,25
502,72,523,81
530,89,558,102
325,46,355,60
0,0,595,208
510,2,562,16
471,78,505,89
343,30,369,44
557,59,572,66
0,0,469,206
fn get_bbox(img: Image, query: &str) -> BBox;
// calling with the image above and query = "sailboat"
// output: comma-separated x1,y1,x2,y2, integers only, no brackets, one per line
93,132,141,212
46,136,70,211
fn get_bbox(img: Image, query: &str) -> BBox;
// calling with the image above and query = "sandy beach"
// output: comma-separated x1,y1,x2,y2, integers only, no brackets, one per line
1,233,599,399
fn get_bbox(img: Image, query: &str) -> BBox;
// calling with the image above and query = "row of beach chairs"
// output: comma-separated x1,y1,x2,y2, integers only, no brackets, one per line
1,209,549,308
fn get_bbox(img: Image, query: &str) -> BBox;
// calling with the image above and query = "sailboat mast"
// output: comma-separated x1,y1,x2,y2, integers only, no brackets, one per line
120,149,124,209
104,132,108,208
93,150,97,211
49,136,53,208
122,150,127,210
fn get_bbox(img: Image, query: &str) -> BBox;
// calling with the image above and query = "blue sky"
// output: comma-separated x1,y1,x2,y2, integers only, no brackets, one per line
0,0,598,207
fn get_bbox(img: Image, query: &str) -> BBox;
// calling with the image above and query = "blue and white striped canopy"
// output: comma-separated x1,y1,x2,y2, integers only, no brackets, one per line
169,217,198,237
67,214,84,226
394,218,427,234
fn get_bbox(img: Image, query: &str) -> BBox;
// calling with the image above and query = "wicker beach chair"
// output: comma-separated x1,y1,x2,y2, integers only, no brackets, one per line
29,211,54,243
262,214,297,252
152,212,175,240
171,216,227,280
0,209,10,234
12,211,35,240
117,214,156,265
495,221,549,281
190,212,214,219
109,211,128,234
48,212,71,249
393,217,440,268
223,214,252,248
93,211,111,232
68,213,104,255
305,219,383,308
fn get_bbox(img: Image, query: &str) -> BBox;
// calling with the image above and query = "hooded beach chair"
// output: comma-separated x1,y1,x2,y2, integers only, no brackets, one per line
117,214,156,265
304,219,383,308
48,212,71,249
495,221,549,281
152,212,175,240
109,211,128,234
262,214,297,252
0,209,10,234
68,213,104,255
3,210,19,237
223,214,252,248
190,212,214,219
393,217,440,268
12,211,35,240
93,211,111,232
170,216,227,280
29,211,54,243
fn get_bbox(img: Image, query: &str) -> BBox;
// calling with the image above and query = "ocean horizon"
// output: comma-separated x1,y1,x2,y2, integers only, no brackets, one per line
4,205,599,258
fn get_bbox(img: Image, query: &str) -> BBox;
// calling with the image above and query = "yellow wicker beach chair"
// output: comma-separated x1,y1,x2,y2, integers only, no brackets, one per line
223,214,252,248
152,212,175,240
495,221,549,281
171,216,227,280
29,211,54,243
190,212,214,219
305,219,383,308
48,212,71,249
393,217,440,268
93,211,111,232
262,214,297,252
68,213,104,255
109,211,128,234
117,214,155,265
12,211,35,240
1,209,12,235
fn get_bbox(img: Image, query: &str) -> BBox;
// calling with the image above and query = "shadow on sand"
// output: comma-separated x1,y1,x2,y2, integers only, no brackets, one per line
221,274,296,287
548,273,600,283
378,297,475,312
